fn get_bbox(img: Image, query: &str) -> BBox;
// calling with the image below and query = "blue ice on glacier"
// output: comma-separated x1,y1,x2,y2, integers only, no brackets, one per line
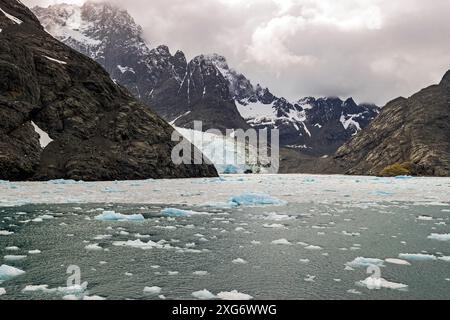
229,193,286,207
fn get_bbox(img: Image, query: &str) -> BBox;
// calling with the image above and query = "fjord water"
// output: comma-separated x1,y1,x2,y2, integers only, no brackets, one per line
0,175,449,300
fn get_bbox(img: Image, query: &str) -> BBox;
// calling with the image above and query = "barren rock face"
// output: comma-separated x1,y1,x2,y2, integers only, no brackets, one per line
334,72,450,177
0,0,217,181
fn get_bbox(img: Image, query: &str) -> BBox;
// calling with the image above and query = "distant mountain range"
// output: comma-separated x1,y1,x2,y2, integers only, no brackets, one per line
33,2,380,157
0,0,217,181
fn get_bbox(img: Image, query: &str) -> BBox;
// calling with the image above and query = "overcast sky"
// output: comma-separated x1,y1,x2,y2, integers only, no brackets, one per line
24,0,450,105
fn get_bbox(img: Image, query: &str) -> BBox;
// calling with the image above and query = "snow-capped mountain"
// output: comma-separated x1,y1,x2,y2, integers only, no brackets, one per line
206,54,380,155
33,1,380,156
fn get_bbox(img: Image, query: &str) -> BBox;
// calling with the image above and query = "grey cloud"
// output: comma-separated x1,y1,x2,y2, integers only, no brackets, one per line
24,0,450,105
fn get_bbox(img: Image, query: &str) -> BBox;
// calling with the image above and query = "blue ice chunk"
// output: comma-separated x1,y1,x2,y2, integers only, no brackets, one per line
229,193,286,207
94,211,145,221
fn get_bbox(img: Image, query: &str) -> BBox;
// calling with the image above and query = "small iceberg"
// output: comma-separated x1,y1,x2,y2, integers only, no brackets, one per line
427,233,450,242
161,208,211,217
143,286,162,295
230,193,286,207
398,253,437,261
192,289,216,300
271,239,292,245
385,258,411,266
94,211,145,222
358,276,408,291
0,265,25,281
216,290,253,300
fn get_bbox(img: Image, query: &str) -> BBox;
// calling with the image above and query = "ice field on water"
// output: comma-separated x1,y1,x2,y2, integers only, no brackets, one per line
0,174,450,300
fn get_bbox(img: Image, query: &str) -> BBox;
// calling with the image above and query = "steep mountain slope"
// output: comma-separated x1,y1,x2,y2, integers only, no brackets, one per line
33,2,379,156
333,71,450,176
0,0,217,181
33,2,248,132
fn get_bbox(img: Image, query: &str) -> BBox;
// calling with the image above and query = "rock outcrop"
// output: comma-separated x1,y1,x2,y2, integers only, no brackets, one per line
333,71,450,177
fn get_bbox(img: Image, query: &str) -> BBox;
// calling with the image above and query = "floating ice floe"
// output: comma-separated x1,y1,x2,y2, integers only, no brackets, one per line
438,256,450,263
0,264,25,281
83,295,106,300
161,208,211,217
271,239,292,245
346,257,385,268
299,259,310,264
347,289,362,295
417,216,433,221
216,290,253,300
0,230,14,236
22,284,87,297
427,233,450,242
398,253,437,261
85,244,104,251
143,286,162,295
385,258,411,266
305,245,323,251
304,275,316,282
193,271,209,276
94,211,145,222
0,288,5,296
342,231,361,237
259,212,295,221
358,276,408,291
5,246,19,251
232,258,248,264
192,289,216,300
263,223,286,229
229,193,286,207
4,255,26,261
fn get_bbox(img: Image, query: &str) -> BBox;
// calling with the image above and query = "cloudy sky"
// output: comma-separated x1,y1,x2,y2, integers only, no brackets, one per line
24,0,450,105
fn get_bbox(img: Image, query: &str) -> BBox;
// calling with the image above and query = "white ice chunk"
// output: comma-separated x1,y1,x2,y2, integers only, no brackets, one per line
192,289,216,300
161,208,211,217
358,276,408,291
85,244,103,251
232,258,248,264
398,253,437,261
143,286,162,295
94,211,144,222
427,233,450,242
217,290,253,300
271,238,292,245
385,258,411,266
4,255,26,261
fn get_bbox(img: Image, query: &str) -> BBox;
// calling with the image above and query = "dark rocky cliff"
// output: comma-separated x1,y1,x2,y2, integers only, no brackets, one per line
0,0,217,181
333,72,450,177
